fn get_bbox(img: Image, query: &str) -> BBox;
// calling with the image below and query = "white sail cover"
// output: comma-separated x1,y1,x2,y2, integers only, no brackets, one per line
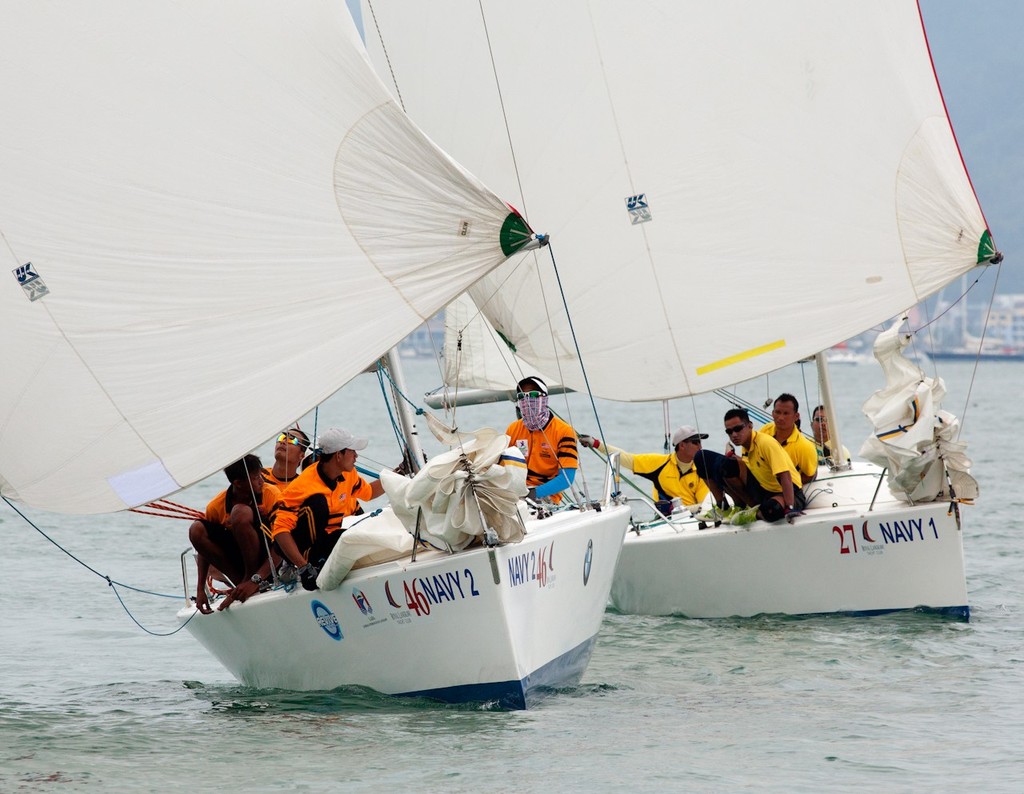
860,322,977,503
0,2,532,514
362,1,997,401
379,428,529,549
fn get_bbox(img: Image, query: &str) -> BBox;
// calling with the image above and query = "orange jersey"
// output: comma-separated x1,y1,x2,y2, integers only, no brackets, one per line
204,482,281,531
505,415,578,488
261,466,299,490
271,461,370,539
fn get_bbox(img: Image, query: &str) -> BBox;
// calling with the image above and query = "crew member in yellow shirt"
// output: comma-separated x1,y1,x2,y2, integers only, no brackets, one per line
578,424,714,514
756,393,818,484
721,408,805,523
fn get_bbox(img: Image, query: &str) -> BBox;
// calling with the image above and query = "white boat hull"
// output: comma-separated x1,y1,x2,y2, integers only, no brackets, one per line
180,503,629,708
610,465,969,620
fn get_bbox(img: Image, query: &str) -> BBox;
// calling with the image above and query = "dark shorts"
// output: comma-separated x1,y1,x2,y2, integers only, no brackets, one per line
692,449,731,489
743,478,807,510
274,493,341,568
693,450,805,510
201,520,271,570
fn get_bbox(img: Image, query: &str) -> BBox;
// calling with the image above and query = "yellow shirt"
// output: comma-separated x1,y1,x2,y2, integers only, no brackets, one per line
607,446,709,506
758,422,818,481
741,429,802,493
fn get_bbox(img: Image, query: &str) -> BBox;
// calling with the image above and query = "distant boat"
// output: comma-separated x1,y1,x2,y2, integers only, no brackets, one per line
927,346,1024,361
826,349,873,366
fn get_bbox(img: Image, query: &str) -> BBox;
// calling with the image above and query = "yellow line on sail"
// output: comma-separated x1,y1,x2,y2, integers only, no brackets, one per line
696,339,786,375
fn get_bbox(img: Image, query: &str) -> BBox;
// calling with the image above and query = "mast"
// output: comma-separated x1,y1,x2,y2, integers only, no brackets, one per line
384,350,426,474
814,352,849,472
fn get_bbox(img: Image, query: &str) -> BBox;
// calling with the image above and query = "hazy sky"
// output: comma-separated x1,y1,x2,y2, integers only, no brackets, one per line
919,0,1023,296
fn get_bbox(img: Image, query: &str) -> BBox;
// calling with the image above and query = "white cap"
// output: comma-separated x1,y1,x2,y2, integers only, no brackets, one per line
516,375,548,396
318,427,368,454
671,425,709,446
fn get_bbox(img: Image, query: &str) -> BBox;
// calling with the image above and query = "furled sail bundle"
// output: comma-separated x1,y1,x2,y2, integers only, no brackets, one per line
860,322,977,503
0,2,534,514
362,0,998,401
380,428,529,549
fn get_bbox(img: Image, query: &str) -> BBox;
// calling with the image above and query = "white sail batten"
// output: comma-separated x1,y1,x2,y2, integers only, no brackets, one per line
0,2,526,514
362,0,995,402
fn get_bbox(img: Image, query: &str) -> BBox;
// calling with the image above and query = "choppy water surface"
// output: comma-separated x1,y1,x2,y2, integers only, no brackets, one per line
3,358,1022,791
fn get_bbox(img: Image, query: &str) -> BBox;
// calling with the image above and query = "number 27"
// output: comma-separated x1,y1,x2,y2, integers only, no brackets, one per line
832,524,857,555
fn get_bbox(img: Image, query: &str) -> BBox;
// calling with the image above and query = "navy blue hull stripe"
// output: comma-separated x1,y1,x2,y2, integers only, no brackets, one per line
397,634,598,709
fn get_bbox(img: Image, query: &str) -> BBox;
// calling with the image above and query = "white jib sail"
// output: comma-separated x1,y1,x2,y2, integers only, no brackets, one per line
441,293,561,395
362,0,996,402
0,2,530,514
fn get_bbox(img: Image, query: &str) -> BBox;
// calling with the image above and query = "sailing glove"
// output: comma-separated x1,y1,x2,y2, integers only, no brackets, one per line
577,434,600,449
297,564,319,591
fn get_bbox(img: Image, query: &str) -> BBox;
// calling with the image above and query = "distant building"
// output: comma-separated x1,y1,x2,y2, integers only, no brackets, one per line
987,294,1024,347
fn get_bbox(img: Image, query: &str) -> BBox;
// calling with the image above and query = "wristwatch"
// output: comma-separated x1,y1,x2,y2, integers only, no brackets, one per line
250,574,264,585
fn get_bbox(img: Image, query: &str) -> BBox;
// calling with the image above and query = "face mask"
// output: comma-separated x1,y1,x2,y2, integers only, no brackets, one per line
519,394,550,431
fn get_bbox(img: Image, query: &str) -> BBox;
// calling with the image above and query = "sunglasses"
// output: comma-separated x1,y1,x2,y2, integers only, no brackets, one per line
685,438,702,445
277,433,307,447
517,390,544,400
725,424,747,435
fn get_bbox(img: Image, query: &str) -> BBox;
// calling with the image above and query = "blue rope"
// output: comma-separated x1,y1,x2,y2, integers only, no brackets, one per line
377,360,426,415
376,363,411,457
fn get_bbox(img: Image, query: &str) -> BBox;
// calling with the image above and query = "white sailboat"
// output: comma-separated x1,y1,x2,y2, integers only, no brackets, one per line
361,1,1000,618
0,2,630,707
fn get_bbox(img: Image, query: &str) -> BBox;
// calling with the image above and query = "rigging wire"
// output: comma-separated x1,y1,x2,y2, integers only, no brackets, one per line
957,262,1003,438
909,263,1001,438
2,494,195,636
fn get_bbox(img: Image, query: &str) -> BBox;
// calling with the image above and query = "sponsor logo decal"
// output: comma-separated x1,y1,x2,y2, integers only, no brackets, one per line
352,587,388,628
583,539,593,585
507,541,556,588
352,588,372,616
13,262,50,302
310,599,343,641
626,193,652,225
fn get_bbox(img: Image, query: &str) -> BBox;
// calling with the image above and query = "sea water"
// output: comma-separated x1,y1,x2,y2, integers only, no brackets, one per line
3,357,1022,792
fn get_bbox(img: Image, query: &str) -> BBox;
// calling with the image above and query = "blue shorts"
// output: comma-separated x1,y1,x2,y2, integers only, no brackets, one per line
692,449,731,489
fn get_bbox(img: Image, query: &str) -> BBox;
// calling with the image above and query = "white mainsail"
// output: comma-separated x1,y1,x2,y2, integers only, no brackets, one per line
0,2,534,514
362,0,997,402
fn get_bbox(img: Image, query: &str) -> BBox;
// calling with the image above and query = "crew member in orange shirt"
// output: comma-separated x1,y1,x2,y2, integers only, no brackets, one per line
272,427,384,590
188,454,281,614
505,376,578,503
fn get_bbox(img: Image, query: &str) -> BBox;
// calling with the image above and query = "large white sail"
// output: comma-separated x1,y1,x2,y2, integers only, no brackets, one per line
362,0,997,402
0,2,533,514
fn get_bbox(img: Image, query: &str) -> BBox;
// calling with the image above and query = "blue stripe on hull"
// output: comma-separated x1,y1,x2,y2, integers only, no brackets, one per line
781,604,970,621
836,604,970,621
398,634,599,709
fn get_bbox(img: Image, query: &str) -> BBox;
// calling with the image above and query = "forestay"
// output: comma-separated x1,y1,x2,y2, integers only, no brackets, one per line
362,0,997,401
0,2,531,514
